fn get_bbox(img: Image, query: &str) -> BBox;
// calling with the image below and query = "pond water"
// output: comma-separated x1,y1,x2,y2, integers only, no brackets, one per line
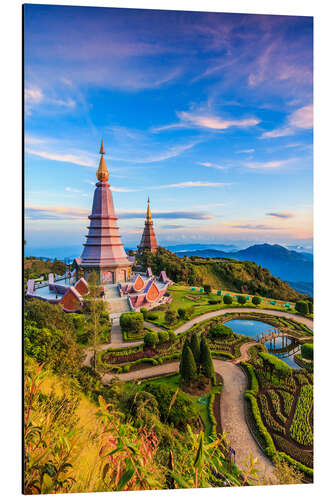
224,319,301,370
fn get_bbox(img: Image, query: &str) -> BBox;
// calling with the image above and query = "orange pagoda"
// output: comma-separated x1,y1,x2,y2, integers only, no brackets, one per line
138,197,158,253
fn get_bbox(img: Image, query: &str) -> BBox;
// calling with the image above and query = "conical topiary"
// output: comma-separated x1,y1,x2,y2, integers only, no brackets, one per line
190,333,201,366
200,337,215,384
179,337,190,375
180,345,197,383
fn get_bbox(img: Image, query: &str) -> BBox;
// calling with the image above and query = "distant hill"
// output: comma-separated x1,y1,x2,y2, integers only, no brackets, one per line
136,246,307,301
176,243,313,285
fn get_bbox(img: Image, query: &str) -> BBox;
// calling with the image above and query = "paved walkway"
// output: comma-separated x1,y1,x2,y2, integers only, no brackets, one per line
83,306,313,483
175,307,313,334
103,358,276,483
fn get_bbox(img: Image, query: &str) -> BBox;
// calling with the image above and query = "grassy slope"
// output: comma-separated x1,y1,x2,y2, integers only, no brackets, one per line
29,367,105,493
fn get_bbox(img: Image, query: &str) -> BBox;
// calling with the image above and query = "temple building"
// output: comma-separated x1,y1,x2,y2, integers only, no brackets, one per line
75,141,133,283
26,141,172,316
138,197,158,253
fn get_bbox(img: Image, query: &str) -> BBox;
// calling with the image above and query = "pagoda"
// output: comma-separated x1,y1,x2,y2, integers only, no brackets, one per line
138,198,158,253
78,141,133,283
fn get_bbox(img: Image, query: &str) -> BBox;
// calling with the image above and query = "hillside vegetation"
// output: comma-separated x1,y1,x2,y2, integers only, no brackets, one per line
137,247,306,301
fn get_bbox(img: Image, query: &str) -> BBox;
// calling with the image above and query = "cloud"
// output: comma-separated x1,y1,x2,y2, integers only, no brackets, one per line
153,181,229,189
197,162,226,170
237,149,255,154
153,110,260,134
289,104,313,129
26,206,89,221
266,211,293,219
261,104,313,139
177,111,260,131
110,186,137,193
26,148,96,167
231,224,281,230
115,141,198,163
160,224,185,229
119,210,212,220
26,206,213,222
244,159,294,169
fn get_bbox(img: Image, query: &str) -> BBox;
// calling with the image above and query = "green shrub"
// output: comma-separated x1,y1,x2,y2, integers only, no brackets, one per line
223,294,233,305
237,295,247,305
252,296,261,305
144,331,159,347
143,382,196,427
177,308,187,319
208,299,221,305
180,345,197,383
301,343,313,360
203,284,212,294
168,330,176,342
158,330,169,344
147,312,158,321
209,323,233,339
295,301,309,315
306,301,313,314
140,307,148,319
125,391,160,419
165,310,178,325
120,312,144,336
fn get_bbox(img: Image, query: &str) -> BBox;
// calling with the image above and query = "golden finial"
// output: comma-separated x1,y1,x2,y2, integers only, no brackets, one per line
96,139,109,182
146,197,151,221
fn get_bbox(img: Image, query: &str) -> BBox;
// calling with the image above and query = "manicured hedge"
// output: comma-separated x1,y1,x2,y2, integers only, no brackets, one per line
211,350,234,360
259,352,292,379
301,343,313,360
241,362,259,395
244,392,276,458
208,392,217,438
277,452,313,478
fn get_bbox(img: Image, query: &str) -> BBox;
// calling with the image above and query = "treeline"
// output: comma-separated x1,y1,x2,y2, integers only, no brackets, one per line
24,257,66,285
136,247,306,301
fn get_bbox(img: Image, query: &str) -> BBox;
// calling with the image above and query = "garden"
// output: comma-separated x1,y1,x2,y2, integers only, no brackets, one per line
140,284,312,330
242,347,313,479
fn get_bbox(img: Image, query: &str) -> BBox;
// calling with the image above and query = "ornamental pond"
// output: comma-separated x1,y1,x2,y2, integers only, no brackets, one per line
224,319,301,369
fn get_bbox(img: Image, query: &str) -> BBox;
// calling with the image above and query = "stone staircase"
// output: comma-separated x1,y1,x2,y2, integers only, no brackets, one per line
104,284,121,299
105,296,131,315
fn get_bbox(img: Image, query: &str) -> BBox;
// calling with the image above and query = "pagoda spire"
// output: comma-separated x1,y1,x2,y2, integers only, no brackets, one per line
138,197,158,253
146,196,152,222
96,139,109,182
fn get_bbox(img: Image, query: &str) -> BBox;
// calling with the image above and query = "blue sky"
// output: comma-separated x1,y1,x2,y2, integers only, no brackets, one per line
24,5,313,253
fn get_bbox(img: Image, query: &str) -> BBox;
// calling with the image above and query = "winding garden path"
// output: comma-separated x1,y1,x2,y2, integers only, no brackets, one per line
100,357,276,482
174,307,313,333
84,307,313,483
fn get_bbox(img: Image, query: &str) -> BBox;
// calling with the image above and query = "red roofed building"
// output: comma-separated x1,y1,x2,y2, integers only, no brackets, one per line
138,198,158,254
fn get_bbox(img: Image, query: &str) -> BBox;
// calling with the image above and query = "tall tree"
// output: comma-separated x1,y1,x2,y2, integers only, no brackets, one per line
190,333,201,367
180,345,197,384
200,337,215,384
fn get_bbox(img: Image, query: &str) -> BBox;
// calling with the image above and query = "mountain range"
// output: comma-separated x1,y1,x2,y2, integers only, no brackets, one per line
173,243,313,295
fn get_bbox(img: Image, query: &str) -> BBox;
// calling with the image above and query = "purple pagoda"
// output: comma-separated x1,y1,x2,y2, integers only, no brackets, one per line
78,141,133,283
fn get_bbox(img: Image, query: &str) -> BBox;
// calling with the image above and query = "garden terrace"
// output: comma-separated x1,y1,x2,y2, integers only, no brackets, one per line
242,350,313,476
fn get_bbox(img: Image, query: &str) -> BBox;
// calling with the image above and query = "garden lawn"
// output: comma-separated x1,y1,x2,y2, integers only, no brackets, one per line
136,373,221,439
147,284,299,329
